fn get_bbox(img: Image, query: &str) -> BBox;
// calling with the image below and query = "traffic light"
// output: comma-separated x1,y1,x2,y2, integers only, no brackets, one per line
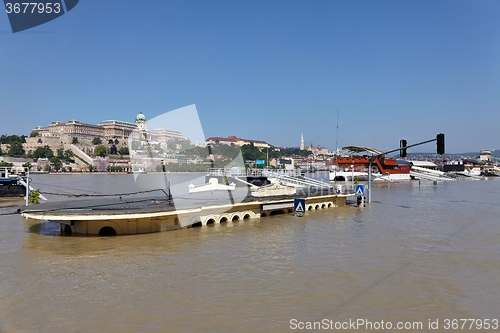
400,139,407,158
436,133,445,155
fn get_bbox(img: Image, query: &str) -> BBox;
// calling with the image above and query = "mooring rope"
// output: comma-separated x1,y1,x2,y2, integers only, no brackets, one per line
20,196,173,214
36,188,169,198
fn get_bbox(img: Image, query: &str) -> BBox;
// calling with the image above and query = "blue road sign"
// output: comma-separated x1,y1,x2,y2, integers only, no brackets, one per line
256,159,265,165
294,198,306,213
355,184,365,196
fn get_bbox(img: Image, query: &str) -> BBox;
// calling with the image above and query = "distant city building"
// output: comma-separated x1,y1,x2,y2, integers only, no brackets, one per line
298,133,334,156
479,150,491,161
278,157,295,170
295,156,328,171
205,135,270,149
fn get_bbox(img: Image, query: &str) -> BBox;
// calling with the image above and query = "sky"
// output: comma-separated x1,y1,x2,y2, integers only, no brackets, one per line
1,0,499,154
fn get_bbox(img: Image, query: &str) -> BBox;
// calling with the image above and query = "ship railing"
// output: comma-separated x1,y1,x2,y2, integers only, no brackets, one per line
263,168,302,177
262,169,334,189
206,167,303,177
409,170,455,181
207,168,248,176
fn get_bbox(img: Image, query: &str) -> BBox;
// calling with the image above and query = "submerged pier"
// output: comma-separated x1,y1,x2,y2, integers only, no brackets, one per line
21,190,349,236
21,167,353,236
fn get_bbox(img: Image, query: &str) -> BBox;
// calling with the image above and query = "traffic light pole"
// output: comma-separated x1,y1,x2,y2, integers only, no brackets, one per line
367,137,441,204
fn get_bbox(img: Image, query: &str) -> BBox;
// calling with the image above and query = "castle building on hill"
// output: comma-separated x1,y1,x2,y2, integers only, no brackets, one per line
24,112,184,154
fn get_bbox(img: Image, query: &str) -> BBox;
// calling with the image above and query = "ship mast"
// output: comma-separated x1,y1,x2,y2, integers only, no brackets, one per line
335,110,339,157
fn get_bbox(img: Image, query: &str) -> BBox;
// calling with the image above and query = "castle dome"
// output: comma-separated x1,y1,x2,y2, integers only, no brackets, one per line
135,112,146,121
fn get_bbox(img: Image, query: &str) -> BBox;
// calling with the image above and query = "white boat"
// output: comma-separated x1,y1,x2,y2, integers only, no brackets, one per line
459,167,484,179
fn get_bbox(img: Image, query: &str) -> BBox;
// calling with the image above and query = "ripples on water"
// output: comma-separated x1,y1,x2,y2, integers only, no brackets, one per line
1,175,500,332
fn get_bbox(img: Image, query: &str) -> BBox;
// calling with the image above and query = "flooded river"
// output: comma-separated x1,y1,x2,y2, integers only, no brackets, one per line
1,174,499,332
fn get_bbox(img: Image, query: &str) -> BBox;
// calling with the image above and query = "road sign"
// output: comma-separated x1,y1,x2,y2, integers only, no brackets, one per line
256,159,265,165
355,184,365,196
294,198,306,213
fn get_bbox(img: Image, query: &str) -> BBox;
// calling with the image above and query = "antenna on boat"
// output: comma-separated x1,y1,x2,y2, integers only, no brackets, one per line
334,110,339,191
335,110,339,156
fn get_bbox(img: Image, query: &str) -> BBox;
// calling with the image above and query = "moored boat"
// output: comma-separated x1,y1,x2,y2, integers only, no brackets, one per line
329,146,411,181
0,167,26,197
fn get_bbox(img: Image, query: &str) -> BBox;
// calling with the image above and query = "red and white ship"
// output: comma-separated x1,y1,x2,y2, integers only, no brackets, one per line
329,146,411,181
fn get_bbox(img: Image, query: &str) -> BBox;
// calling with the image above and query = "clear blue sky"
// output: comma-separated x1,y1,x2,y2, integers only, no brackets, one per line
1,0,499,153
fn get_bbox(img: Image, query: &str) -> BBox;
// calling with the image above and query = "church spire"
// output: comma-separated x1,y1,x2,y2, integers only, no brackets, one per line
300,133,304,150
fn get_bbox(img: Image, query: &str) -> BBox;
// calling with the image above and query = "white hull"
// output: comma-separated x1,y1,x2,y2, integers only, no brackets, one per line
330,171,410,181
329,171,368,181
374,173,411,181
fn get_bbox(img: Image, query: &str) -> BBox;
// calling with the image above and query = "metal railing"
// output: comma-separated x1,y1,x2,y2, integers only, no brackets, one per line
206,167,335,189
262,170,333,189
207,167,302,177
409,170,455,181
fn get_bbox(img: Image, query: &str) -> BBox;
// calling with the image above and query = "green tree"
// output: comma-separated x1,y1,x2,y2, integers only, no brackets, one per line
95,145,108,157
0,134,26,144
72,137,79,144
185,146,208,158
145,145,155,157
7,141,25,157
63,149,74,163
33,146,54,159
280,147,310,157
131,140,141,151
37,138,43,144
29,131,39,137
177,139,193,153
0,146,2,155
22,162,32,170
118,147,129,156
166,140,178,152
241,143,265,162
50,157,62,171
92,137,102,145
29,188,41,204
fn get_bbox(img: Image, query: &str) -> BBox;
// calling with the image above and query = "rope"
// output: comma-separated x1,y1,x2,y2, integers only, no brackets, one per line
21,197,173,214
27,186,169,198
0,209,22,216
28,181,107,195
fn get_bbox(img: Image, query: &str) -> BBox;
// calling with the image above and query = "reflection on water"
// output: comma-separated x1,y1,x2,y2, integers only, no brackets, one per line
1,176,500,332
0,198,25,208
28,221,61,236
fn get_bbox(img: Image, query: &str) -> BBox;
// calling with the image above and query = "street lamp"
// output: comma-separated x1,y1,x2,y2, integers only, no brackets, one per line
351,164,354,189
